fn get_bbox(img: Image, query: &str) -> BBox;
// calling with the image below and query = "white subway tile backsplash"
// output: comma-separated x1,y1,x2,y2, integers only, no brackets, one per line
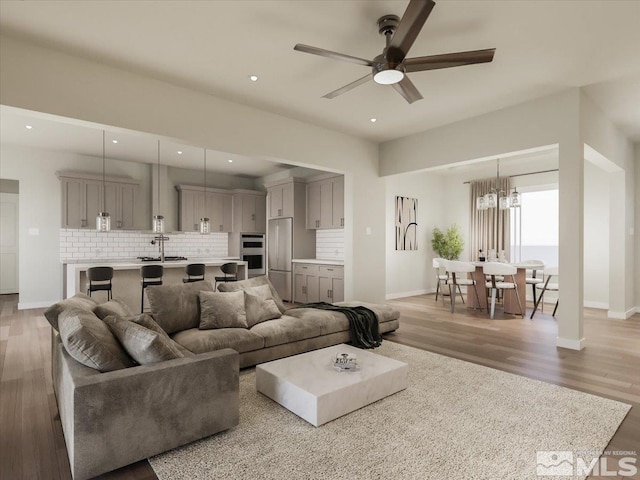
316,229,344,260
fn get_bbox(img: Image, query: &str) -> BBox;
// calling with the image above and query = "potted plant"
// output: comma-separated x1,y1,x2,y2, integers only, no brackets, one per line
431,225,464,260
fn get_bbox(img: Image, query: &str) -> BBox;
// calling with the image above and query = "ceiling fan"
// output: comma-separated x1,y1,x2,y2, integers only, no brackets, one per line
294,0,495,104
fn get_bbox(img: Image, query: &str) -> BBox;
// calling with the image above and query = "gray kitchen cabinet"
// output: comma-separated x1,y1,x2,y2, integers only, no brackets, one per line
294,263,343,304
58,172,139,229
233,192,266,233
178,185,233,232
294,263,320,304
305,175,344,229
318,265,344,303
268,181,294,218
211,192,233,233
178,188,201,232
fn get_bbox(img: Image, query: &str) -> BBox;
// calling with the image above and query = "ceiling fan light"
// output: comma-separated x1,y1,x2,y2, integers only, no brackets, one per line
373,69,404,85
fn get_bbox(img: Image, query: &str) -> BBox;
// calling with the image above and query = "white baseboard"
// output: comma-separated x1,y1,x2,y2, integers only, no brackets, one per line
556,336,586,351
386,288,434,300
607,307,637,320
18,300,57,310
584,301,609,310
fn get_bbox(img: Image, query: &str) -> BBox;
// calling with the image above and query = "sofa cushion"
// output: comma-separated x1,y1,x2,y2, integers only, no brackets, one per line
280,308,349,336
146,280,214,334
93,298,133,320
44,293,98,331
58,308,135,372
129,313,194,357
217,275,286,313
199,291,248,329
172,328,264,354
244,284,282,328
249,315,322,348
103,315,184,364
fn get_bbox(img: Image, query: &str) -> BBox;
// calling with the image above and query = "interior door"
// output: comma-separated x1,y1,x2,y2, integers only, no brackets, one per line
0,193,19,294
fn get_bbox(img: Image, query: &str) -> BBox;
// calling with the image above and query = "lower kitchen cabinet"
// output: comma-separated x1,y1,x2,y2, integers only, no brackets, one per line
294,263,343,304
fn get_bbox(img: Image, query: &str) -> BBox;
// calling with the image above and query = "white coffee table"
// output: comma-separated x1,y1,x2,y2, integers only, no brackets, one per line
256,344,408,426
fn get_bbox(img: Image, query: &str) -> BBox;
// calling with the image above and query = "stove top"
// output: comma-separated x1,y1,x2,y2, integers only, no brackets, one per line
137,256,188,262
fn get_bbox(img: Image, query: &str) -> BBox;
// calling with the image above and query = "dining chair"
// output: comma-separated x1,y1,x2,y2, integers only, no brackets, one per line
483,262,524,319
86,266,114,301
445,260,481,314
529,267,559,319
520,259,545,309
432,258,449,306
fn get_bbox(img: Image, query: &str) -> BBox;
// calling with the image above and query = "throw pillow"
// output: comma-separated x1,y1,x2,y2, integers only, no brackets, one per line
58,308,135,372
244,284,282,327
145,280,214,334
103,315,184,365
129,313,193,357
199,290,248,330
217,275,286,313
93,298,134,320
44,293,99,331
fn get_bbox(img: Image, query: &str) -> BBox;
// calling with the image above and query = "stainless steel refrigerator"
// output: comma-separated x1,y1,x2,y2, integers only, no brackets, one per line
267,218,293,301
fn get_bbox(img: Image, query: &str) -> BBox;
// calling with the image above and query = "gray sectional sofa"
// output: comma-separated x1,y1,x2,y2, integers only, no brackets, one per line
47,276,400,479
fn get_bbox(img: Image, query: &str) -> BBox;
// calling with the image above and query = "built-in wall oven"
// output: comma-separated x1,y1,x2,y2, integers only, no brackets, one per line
240,233,266,277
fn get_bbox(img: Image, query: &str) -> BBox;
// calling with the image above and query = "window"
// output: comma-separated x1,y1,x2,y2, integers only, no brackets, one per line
510,189,558,266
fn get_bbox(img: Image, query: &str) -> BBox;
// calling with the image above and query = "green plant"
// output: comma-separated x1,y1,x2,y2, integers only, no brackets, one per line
431,225,464,260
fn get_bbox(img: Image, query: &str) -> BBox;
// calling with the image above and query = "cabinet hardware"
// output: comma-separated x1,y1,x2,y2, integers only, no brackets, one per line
340,218,344,227
327,289,331,298
251,213,255,221
194,223,198,231
81,219,87,227
329,289,333,298
302,286,306,294
219,225,223,231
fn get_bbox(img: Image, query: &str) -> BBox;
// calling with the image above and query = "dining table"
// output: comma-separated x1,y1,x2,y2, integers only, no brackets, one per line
466,262,528,316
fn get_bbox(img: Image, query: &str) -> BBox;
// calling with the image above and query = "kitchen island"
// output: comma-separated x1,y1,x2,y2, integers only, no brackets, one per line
64,258,247,313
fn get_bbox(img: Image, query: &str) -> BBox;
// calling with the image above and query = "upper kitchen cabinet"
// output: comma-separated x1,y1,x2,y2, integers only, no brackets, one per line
233,191,266,233
57,172,139,229
306,174,344,229
267,180,294,218
208,192,233,233
177,185,233,232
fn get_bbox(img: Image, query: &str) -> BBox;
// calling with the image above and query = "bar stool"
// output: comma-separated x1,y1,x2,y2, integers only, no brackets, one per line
183,263,205,283
214,263,238,289
87,266,114,301
140,265,164,313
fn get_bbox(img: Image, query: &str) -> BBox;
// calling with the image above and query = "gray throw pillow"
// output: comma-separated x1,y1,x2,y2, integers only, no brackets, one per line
145,280,214,334
58,308,135,372
217,275,286,313
129,313,194,357
93,298,133,320
103,315,184,365
244,284,282,327
199,290,248,330
44,293,99,331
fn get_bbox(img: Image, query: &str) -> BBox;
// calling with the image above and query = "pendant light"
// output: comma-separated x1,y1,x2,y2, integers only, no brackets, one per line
199,148,210,234
96,130,111,232
152,140,165,233
510,187,521,208
476,158,515,210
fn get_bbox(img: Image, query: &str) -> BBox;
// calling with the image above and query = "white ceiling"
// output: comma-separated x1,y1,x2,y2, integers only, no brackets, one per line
1,0,639,145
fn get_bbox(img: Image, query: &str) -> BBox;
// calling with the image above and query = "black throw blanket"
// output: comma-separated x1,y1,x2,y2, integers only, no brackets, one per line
296,302,382,349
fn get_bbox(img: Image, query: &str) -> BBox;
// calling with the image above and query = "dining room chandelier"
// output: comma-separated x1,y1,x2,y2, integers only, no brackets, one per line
476,159,521,210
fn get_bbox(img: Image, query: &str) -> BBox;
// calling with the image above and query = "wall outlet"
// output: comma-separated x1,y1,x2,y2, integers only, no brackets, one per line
28,227,39,236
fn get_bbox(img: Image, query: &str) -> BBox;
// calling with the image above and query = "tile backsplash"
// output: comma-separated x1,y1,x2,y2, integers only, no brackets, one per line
60,229,228,261
316,229,344,260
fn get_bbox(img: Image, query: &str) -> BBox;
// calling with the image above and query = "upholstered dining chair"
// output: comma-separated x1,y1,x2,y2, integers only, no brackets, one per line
445,260,481,314
432,258,449,305
530,267,559,319
521,259,545,309
483,262,524,319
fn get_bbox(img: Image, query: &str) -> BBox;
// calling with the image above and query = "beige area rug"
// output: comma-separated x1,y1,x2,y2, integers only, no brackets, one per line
150,342,630,480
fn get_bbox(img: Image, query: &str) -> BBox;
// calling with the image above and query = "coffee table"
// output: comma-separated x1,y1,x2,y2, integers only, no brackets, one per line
256,344,408,426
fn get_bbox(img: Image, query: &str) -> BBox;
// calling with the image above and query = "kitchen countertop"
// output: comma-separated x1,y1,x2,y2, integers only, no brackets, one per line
63,257,241,267
292,259,344,265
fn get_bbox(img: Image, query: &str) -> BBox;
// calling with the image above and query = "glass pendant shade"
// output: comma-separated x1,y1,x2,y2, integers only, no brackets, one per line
152,215,165,233
510,190,521,207
96,212,111,232
499,196,511,210
476,195,488,210
199,217,210,234
485,192,497,209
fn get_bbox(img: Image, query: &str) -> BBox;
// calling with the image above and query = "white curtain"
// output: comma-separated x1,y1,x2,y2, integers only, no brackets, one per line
469,177,511,260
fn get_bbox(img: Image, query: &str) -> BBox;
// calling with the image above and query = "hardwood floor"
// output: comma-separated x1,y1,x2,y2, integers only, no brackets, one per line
1,293,638,479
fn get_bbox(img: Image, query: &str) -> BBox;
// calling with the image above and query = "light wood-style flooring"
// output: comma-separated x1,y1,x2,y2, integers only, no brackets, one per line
1,293,638,479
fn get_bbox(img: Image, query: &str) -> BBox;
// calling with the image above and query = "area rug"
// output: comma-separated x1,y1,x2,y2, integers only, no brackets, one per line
150,342,631,480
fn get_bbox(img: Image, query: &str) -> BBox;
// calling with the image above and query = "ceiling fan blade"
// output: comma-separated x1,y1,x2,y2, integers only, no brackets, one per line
392,76,423,104
386,0,435,64
323,74,372,99
294,44,373,67
404,48,496,72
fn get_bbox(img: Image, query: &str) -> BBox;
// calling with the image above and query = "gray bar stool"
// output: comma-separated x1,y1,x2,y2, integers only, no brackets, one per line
214,263,238,289
183,263,205,283
140,265,164,313
87,266,114,301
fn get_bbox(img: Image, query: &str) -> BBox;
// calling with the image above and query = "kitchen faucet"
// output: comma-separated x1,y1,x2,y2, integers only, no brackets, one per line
150,235,169,262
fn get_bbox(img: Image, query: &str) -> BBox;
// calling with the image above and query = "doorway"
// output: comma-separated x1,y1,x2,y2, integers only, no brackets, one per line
0,179,19,295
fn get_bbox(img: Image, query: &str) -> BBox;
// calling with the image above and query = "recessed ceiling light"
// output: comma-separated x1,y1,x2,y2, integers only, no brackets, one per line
228,159,233,163
177,150,183,155
249,75,258,82
25,125,33,129
112,139,118,144
370,118,377,123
